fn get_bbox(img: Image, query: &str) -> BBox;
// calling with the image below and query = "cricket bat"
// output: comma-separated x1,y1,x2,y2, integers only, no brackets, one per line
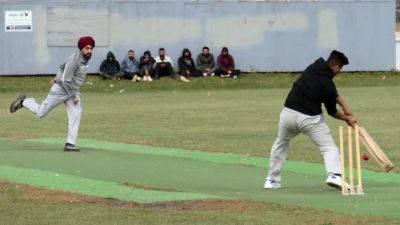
357,125,394,172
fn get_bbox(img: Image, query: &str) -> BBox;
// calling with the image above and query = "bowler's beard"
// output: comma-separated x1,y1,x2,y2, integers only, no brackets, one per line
84,53,92,60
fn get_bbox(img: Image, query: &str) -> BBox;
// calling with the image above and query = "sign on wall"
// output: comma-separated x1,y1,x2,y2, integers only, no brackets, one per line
5,10,33,32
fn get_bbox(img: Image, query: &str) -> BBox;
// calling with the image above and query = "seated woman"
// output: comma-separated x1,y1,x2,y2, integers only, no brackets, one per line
139,50,155,82
215,47,240,78
178,48,200,83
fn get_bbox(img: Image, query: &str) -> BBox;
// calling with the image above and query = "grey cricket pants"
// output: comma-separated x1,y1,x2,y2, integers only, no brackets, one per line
22,83,82,145
267,107,340,181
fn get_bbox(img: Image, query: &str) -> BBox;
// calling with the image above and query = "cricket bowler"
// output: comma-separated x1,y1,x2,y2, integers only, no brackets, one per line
9,36,95,152
264,50,356,190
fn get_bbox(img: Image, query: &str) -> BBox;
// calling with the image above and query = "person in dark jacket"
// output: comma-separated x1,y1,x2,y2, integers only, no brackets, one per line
99,51,123,80
215,47,240,78
139,50,155,82
196,46,215,77
178,48,200,82
264,50,356,192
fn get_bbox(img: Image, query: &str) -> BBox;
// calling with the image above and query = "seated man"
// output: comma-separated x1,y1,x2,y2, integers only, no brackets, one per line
139,50,155,82
121,50,141,82
99,51,123,80
178,48,200,83
215,47,240,78
154,48,175,79
196,46,215,77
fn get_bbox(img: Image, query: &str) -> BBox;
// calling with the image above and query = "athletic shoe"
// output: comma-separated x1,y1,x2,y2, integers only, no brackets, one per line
211,73,215,77
326,173,350,190
143,76,148,81
10,95,26,113
264,178,281,189
131,75,138,82
147,76,153,82
137,76,142,81
203,73,208,77
180,76,190,83
64,143,80,152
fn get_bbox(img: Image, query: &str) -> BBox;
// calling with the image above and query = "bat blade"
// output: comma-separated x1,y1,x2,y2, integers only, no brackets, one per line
358,126,394,172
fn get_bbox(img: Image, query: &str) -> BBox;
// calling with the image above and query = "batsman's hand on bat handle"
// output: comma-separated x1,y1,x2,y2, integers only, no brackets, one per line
72,98,79,105
334,111,357,127
345,116,357,127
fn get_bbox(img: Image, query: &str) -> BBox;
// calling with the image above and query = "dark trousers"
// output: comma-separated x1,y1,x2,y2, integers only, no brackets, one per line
155,62,175,78
180,69,202,78
123,71,139,80
139,67,154,77
214,68,241,77
100,71,123,79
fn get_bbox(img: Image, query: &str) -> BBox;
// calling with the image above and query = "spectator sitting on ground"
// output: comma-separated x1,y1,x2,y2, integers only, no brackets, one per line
215,47,240,78
121,50,141,82
197,46,215,77
178,48,200,83
154,48,175,79
140,50,156,65
99,51,123,80
139,50,155,82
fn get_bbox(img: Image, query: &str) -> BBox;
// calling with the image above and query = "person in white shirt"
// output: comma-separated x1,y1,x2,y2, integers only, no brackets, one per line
154,48,175,79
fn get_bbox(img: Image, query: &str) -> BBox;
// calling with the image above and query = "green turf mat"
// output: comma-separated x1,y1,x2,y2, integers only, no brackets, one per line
0,165,220,203
1,138,400,218
25,138,400,184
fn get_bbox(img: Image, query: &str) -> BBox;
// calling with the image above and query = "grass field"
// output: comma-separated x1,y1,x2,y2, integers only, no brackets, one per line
0,73,399,225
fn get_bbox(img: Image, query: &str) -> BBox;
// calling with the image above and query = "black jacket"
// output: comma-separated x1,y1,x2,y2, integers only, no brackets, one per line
284,58,338,117
178,57,196,74
100,51,120,75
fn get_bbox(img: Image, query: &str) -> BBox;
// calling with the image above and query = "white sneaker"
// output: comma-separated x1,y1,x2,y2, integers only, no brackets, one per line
203,73,208,77
180,76,190,83
137,76,142,81
147,76,153,82
132,75,138,82
326,173,350,191
143,76,148,81
264,178,281,189
211,73,215,77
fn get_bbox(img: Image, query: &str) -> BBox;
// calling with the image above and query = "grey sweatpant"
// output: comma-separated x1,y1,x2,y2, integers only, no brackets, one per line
22,83,82,145
267,107,340,181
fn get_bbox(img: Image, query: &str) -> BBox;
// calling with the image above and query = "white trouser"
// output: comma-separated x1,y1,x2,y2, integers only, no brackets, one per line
22,83,82,145
267,107,340,181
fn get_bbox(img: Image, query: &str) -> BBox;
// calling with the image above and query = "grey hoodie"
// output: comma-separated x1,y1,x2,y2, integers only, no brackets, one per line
54,51,89,99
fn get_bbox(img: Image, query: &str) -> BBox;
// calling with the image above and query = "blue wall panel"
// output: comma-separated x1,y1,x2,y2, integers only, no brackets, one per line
0,0,395,75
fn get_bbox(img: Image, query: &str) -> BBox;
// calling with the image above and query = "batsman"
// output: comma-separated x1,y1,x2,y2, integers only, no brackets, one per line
264,50,356,190
9,36,95,152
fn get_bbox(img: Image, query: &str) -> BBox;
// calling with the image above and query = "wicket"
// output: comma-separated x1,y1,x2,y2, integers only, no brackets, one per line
339,126,364,195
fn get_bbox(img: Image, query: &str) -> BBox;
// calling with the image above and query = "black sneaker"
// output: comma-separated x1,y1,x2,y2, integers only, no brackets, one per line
10,95,26,113
64,143,80,152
